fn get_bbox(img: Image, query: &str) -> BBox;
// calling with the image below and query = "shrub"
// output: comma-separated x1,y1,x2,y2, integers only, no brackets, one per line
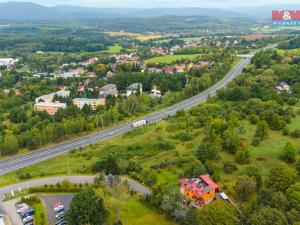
235,149,250,164
251,137,261,146
18,173,32,180
280,142,297,163
196,142,220,162
290,129,300,138
282,127,290,136
223,161,238,174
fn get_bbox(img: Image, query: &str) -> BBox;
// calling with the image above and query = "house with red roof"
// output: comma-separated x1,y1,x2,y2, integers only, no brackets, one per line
180,174,221,206
163,66,174,74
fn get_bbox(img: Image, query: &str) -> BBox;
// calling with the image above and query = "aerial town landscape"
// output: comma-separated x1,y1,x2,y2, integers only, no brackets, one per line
0,0,300,224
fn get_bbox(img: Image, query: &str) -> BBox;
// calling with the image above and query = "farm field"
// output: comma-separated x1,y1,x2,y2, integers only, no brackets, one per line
104,31,163,41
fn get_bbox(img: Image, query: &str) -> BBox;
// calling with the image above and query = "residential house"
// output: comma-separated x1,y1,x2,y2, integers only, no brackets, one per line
276,81,292,94
35,90,71,103
126,83,143,97
79,57,98,66
73,98,105,110
99,84,118,98
0,58,18,67
163,66,174,74
87,72,96,78
34,102,67,115
180,174,221,206
77,84,85,93
175,64,186,73
170,45,181,54
150,86,161,99
56,68,85,79
148,67,162,73
151,47,167,55
106,71,114,78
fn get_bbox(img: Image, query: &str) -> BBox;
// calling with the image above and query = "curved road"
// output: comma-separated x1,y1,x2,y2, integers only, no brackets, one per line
0,57,251,176
0,176,151,196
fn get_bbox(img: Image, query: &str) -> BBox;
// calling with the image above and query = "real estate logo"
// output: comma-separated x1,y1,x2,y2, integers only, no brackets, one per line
272,10,300,26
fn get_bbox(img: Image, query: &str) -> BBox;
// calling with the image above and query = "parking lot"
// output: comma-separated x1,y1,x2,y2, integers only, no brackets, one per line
37,194,73,225
0,198,23,225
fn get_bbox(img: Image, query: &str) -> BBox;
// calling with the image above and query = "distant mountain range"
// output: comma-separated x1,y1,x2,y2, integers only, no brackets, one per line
0,1,300,21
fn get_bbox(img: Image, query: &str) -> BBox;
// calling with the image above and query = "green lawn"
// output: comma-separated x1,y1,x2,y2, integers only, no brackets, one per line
107,197,176,225
145,54,202,64
102,44,123,53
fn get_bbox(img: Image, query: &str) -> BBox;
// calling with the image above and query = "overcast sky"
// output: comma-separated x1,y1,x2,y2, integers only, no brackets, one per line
1,0,300,8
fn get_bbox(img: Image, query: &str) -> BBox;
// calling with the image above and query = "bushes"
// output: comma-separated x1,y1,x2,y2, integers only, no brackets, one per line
173,132,194,142
290,129,300,138
280,142,297,163
235,149,250,164
252,120,269,146
223,161,238,174
29,184,81,193
196,142,220,163
17,172,32,180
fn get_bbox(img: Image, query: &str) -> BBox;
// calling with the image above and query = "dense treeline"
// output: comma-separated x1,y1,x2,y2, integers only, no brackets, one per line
0,28,115,53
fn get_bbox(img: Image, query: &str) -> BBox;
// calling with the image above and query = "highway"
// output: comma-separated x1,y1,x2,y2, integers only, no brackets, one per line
0,56,251,176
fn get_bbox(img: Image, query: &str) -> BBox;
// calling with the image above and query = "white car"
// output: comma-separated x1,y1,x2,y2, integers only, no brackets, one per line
22,216,33,223
54,205,64,213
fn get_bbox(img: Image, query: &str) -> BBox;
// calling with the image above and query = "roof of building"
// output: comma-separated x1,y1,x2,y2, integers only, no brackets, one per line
35,102,67,108
73,98,100,103
180,174,220,197
100,84,117,91
127,83,142,90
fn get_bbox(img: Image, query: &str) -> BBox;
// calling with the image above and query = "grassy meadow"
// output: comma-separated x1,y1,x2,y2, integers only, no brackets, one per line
145,54,202,64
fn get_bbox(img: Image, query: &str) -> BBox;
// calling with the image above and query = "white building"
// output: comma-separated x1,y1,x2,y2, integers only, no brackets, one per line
126,83,143,97
35,90,71,103
73,98,105,110
99,84,118,98
150,86,161,99
0,58,18,67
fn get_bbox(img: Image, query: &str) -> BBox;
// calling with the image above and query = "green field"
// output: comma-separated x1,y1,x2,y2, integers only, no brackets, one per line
102,44,123,53
145,54,202,64
107,197,176,225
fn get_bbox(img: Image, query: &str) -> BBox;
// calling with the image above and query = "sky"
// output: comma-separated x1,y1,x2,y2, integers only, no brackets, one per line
0,0,300,8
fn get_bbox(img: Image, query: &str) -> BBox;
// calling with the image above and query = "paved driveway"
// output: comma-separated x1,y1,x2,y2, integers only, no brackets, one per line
0,176,151,197
37,194,73,225
0,198,23,225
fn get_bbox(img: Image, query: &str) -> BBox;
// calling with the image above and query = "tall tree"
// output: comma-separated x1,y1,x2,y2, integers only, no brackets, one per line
65,188,108,225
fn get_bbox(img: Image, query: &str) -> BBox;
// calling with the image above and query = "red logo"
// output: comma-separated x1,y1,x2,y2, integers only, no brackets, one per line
272,10,300,20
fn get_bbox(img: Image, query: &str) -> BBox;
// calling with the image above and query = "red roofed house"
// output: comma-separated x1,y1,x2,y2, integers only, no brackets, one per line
163,66,174,74
180,174,221,206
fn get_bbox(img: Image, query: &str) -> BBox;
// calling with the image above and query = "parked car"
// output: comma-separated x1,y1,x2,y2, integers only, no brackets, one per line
54,205,64,213
20,209,34,219
55,211,64,219
22,216,33,223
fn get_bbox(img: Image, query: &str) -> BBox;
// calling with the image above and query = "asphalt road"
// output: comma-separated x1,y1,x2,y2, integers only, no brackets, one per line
0,57,251,176
0,176,151,196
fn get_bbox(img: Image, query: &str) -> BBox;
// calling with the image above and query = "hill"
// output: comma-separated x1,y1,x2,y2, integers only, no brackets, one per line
0,2,64,21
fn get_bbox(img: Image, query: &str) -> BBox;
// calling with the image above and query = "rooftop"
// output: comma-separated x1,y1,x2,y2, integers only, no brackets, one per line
35,102,67,108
